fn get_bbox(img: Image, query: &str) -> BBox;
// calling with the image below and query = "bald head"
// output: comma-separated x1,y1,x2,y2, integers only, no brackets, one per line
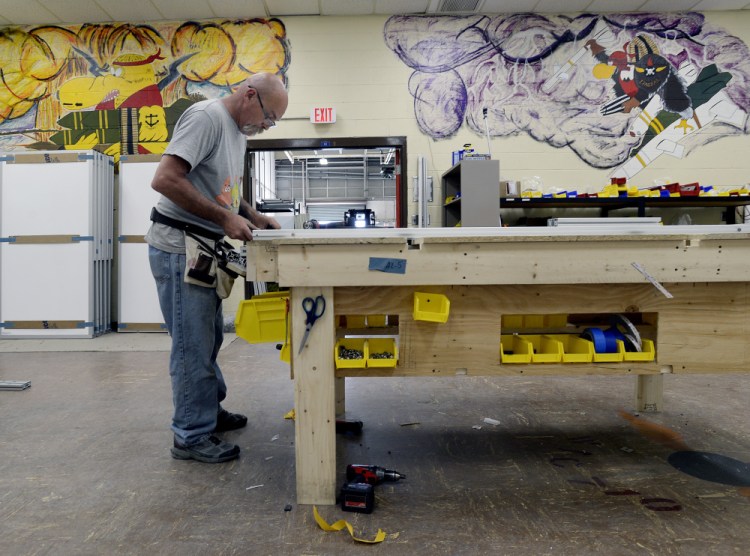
224,72,289,136
243,73,287,97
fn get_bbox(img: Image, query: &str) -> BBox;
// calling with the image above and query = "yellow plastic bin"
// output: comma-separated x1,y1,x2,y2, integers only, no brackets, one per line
500,334,533,364
367,315,387,327
335,338,367,369
623,338,656,362
545,314,569,327
344,315,367,328
523,315,545,328
413,292,450,323
526,334,563,363
235,294,289,344
502,315,524,329
366,338,398,367
279,340,291,363
546,334,594,363
592,339,626,363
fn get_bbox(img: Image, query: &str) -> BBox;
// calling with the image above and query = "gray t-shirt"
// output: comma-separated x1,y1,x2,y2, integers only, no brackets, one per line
146,98,246,253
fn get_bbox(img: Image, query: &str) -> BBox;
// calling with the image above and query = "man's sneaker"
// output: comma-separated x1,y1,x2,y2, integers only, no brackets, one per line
215,408,248,432
171,435,240,463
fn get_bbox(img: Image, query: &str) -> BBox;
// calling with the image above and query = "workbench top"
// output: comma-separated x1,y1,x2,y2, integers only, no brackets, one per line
251,224,750,245
247,224,750,287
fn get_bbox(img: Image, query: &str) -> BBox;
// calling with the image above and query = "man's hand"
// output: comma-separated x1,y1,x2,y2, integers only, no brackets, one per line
253,213,281,230
222,212,258,241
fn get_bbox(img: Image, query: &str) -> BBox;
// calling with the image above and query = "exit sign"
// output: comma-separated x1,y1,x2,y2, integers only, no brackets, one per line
311,107,336,124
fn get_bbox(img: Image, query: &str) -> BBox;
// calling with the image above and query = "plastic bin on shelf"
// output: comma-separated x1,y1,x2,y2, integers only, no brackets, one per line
367,314,387,327
592,339,626,362
366,338,398,367
500,334,533,364
502,315,524,329
235,292,289,344
545,314,569,327
413,292,450,323
279,340,290,363
523,315,546,328
525,334,564,363
335,338,367,369
623,338,656,362
343,315,367,328
546,334,594,363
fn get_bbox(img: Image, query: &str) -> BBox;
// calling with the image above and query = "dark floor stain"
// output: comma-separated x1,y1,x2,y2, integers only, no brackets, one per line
667,451,750,487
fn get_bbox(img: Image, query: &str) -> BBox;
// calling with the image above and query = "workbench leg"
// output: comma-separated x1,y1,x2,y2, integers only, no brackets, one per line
635,374,663,412
292,286,336,505
335,377,346,417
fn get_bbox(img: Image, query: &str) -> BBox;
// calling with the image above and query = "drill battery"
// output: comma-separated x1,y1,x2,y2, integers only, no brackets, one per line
340,482,375,514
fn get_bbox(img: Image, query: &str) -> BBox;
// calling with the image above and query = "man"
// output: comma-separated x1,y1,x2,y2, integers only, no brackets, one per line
146,73,288,463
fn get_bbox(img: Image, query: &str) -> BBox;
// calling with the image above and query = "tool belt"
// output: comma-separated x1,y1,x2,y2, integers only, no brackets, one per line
150,207,223,241
150,207,239,299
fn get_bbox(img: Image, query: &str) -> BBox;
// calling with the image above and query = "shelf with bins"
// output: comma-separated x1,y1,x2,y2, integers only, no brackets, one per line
335,314,399,369
499,312,656,365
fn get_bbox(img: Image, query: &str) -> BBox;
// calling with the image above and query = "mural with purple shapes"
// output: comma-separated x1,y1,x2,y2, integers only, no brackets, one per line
384,13,750,179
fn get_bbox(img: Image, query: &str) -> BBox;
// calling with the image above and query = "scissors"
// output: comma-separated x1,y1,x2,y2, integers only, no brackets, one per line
297,295,326,355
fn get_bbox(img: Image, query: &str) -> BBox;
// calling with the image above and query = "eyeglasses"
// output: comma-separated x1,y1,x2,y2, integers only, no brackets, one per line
251,87,277,128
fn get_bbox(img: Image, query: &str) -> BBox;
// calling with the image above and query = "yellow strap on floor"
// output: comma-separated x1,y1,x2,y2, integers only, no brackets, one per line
313,506,386,544
284,408,295,420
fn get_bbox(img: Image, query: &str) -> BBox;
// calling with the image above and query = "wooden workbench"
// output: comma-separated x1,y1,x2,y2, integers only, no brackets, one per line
246,225,750,504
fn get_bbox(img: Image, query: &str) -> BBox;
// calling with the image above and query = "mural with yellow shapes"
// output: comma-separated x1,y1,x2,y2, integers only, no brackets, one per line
0,19,289,161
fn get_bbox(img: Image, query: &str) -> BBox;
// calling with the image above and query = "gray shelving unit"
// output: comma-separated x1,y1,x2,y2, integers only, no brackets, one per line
442,159,500,227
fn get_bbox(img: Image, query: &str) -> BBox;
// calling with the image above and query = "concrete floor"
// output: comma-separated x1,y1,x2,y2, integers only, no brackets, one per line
1,334,749,555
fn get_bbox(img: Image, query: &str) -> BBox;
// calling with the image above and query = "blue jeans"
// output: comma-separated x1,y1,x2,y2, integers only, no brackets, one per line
149,245,226,445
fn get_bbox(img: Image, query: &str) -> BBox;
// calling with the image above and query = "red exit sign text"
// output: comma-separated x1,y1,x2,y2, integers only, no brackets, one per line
310,107,336,124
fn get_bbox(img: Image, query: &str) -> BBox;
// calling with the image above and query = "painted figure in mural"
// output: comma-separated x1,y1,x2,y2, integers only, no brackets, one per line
588,35,696,126
384,13,750,179
145,73,289,463
0,20,290,157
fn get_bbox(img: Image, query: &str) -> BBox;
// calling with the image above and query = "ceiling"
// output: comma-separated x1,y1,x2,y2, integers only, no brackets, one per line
1,0,749,26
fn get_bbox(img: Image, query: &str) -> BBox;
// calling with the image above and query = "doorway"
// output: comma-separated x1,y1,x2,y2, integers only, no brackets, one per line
244,136,407,228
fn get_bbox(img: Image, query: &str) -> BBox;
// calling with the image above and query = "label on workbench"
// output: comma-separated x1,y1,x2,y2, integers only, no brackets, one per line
368,257,406,274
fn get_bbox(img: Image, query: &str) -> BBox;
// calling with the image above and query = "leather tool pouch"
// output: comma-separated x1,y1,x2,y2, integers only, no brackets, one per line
184,233,236,299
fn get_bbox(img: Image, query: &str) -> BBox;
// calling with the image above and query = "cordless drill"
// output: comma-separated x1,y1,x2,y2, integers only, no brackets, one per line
346,464,406,485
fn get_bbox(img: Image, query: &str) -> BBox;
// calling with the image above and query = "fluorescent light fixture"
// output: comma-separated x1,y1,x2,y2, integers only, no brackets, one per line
284,150,294,163
384,150,394,164
319,157,328,165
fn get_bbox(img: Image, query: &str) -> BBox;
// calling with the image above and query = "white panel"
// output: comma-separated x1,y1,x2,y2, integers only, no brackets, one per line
586,0,658,10
479,0,544,12
44,0,112,23
150,0,215,20
375,0,430,14
94,0,166,22
0,243,92,336
119,161,161,236
0,150,113,339
0,0,58,24
118,243,164,326
1,162,91,236
266,0,320,15
638,0,702,11
208,0,268,18
322,0,374,15
117,158,165,330
693,0,748,8
534,0,595,13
